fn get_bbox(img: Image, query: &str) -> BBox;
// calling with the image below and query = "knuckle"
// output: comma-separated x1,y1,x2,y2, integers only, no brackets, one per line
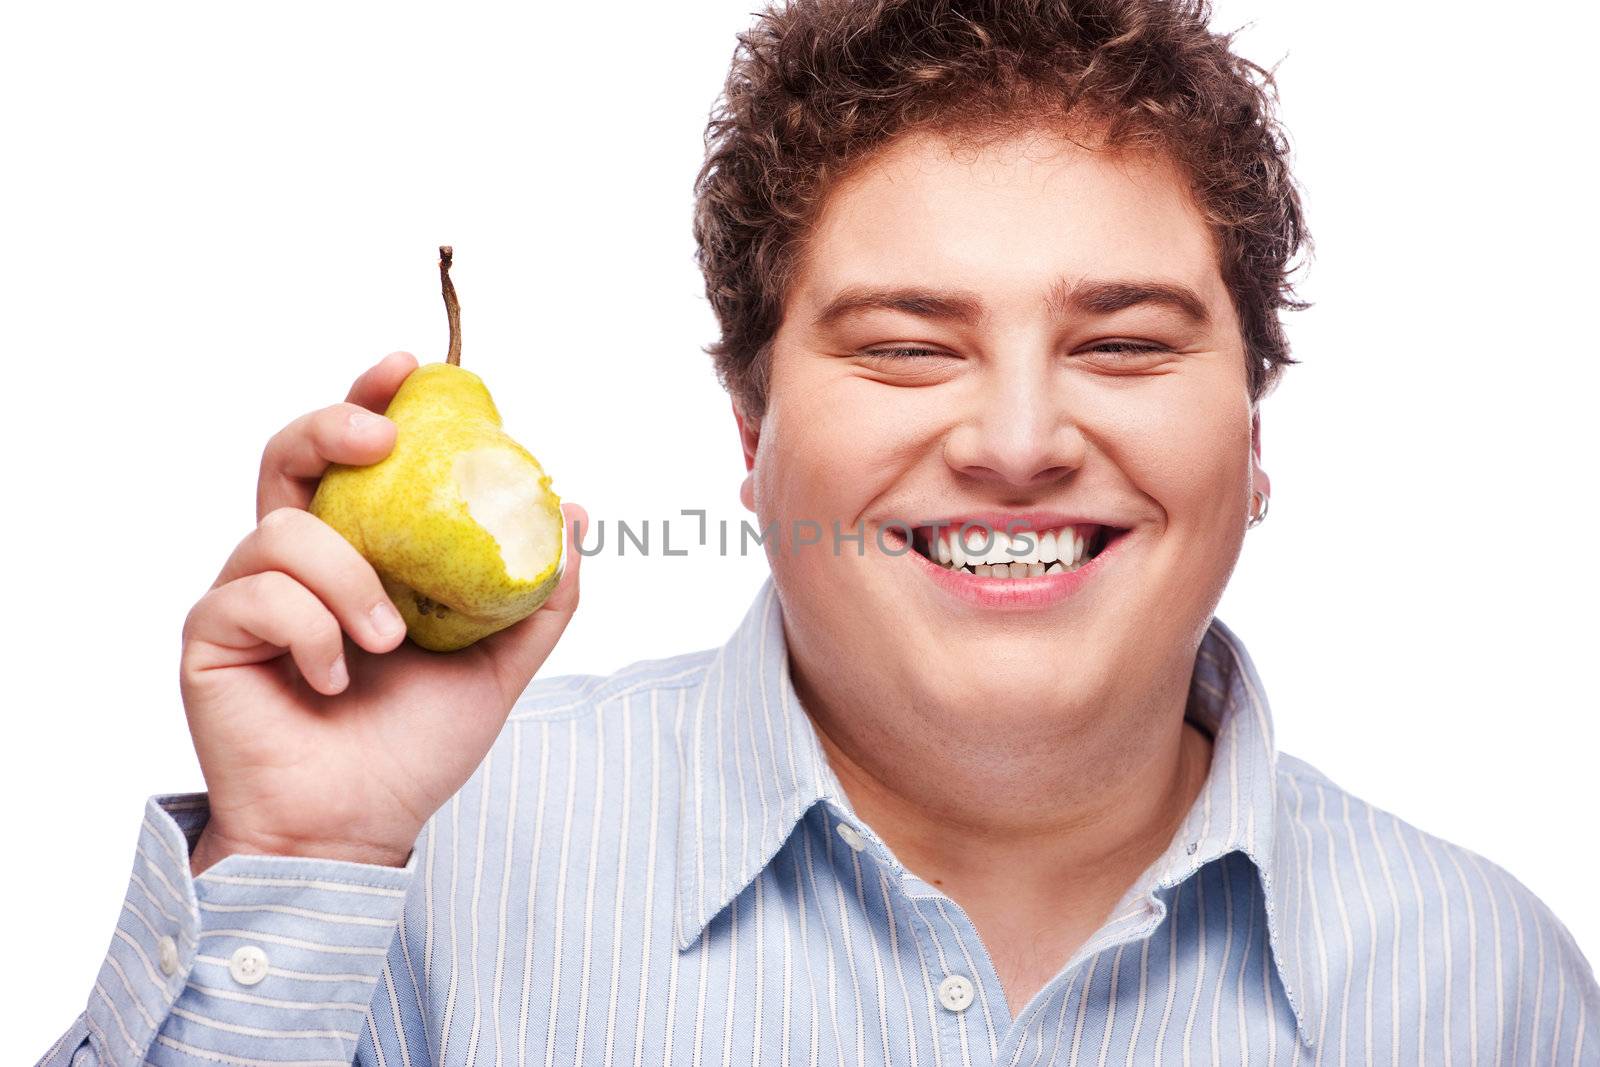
181,599,206,644
260,416,302,465
258,505,303,535
306,611,344,650
259,427,286,465
245,568,293,606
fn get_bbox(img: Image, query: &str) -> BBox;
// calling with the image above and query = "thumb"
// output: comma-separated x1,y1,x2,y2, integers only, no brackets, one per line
479,501,588,697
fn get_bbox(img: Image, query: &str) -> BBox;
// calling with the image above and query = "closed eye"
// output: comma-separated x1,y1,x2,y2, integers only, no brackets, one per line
1076,340,1177,371
863,342,1169,358
1085,340,1169,355
861,346,950,359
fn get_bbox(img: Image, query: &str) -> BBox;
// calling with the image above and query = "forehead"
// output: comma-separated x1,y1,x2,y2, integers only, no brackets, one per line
790,128,1223,311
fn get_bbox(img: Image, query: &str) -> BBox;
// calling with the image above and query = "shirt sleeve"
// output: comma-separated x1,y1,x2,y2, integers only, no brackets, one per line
35,792,417,1066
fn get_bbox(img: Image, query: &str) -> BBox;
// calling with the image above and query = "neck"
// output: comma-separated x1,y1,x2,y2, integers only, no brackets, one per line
793,649,1215,970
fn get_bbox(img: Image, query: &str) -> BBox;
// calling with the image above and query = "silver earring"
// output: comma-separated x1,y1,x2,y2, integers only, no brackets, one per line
1246,489,1270,529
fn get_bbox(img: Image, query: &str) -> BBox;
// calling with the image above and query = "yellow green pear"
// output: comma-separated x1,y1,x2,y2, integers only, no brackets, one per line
309,247,565,652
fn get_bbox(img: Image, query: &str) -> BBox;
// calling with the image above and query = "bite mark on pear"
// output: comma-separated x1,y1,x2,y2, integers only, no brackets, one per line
453,448,562,583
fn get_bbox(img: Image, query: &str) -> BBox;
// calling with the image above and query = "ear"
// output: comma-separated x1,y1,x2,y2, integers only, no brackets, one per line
1250,406,1271,500
732,397,761,513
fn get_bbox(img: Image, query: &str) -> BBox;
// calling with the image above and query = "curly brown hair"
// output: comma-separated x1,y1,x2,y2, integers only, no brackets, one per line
691,0,1310,418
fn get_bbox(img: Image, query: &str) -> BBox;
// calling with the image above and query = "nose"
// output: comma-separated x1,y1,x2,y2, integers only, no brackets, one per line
942,349,1085,491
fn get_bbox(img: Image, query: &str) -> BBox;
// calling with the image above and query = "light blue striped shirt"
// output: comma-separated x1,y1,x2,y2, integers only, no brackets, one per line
41,576,1600,1065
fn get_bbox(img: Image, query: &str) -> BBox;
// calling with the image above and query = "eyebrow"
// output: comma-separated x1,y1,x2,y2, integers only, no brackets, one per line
811,277,1211,330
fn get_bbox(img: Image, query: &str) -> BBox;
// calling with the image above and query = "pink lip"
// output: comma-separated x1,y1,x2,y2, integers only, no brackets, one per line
898,525,1133,611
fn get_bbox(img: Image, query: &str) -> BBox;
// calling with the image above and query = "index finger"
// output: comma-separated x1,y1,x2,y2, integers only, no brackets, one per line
253,351,419,520
256,403,397,519
346,350,420,411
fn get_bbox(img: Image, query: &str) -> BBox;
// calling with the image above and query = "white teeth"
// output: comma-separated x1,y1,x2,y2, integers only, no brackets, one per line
922,523,1107,577
984,532,1013,566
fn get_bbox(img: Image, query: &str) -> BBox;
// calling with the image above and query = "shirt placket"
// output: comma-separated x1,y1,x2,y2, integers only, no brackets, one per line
823,797,1208,1066
822,801,1010,1067
901,878,1009,1067
995,893,1171,1065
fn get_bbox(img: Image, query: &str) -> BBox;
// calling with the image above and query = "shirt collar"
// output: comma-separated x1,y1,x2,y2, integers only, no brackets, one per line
673,577,840,951
674,576,1318,1048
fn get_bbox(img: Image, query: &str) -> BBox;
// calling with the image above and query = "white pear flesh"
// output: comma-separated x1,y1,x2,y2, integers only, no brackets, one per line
454,447,564,582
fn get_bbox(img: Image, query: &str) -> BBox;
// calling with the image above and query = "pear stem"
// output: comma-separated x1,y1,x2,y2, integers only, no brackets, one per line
439,245,462,366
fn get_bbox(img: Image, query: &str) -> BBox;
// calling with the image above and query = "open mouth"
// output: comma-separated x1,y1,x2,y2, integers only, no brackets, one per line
908,522,1126,578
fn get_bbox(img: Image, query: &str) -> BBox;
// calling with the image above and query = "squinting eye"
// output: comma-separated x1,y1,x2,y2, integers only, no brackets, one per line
1087,340,1168,356
862,346,950,359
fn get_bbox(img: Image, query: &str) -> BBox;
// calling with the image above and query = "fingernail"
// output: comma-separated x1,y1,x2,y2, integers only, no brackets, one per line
348,411,381,433
329,654,349,690
371,601,404,637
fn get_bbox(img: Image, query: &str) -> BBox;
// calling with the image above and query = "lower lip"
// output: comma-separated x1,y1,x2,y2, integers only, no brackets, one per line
903,530,1131,610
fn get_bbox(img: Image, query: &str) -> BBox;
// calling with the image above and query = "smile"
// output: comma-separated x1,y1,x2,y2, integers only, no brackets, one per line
910,522,1121,578
890,515,1134,610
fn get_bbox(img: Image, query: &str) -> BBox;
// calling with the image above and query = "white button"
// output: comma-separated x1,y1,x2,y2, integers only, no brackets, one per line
157,935,179,976
228,945,269,986
836,823,867,852
937,973,975,1012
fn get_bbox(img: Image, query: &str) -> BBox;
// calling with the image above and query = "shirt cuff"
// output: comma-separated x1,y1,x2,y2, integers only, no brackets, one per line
84,792,416,1065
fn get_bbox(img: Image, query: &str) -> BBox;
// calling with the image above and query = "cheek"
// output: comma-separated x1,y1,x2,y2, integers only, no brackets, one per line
1100,377,1252,525
756,359,923,527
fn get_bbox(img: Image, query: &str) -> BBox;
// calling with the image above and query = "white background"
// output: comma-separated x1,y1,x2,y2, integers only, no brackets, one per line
3,0,1596,1051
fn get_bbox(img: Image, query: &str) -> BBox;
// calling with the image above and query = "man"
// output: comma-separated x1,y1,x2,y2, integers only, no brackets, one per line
40,0,1598,1063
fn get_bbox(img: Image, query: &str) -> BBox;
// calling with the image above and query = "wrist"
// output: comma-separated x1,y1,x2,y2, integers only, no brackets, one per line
190,824,413,877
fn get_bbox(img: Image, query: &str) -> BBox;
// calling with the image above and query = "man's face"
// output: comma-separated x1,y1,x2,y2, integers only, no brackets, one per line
736,126,1268,734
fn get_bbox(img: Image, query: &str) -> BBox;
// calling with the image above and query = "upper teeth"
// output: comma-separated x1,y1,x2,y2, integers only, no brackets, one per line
927,524,1099,575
